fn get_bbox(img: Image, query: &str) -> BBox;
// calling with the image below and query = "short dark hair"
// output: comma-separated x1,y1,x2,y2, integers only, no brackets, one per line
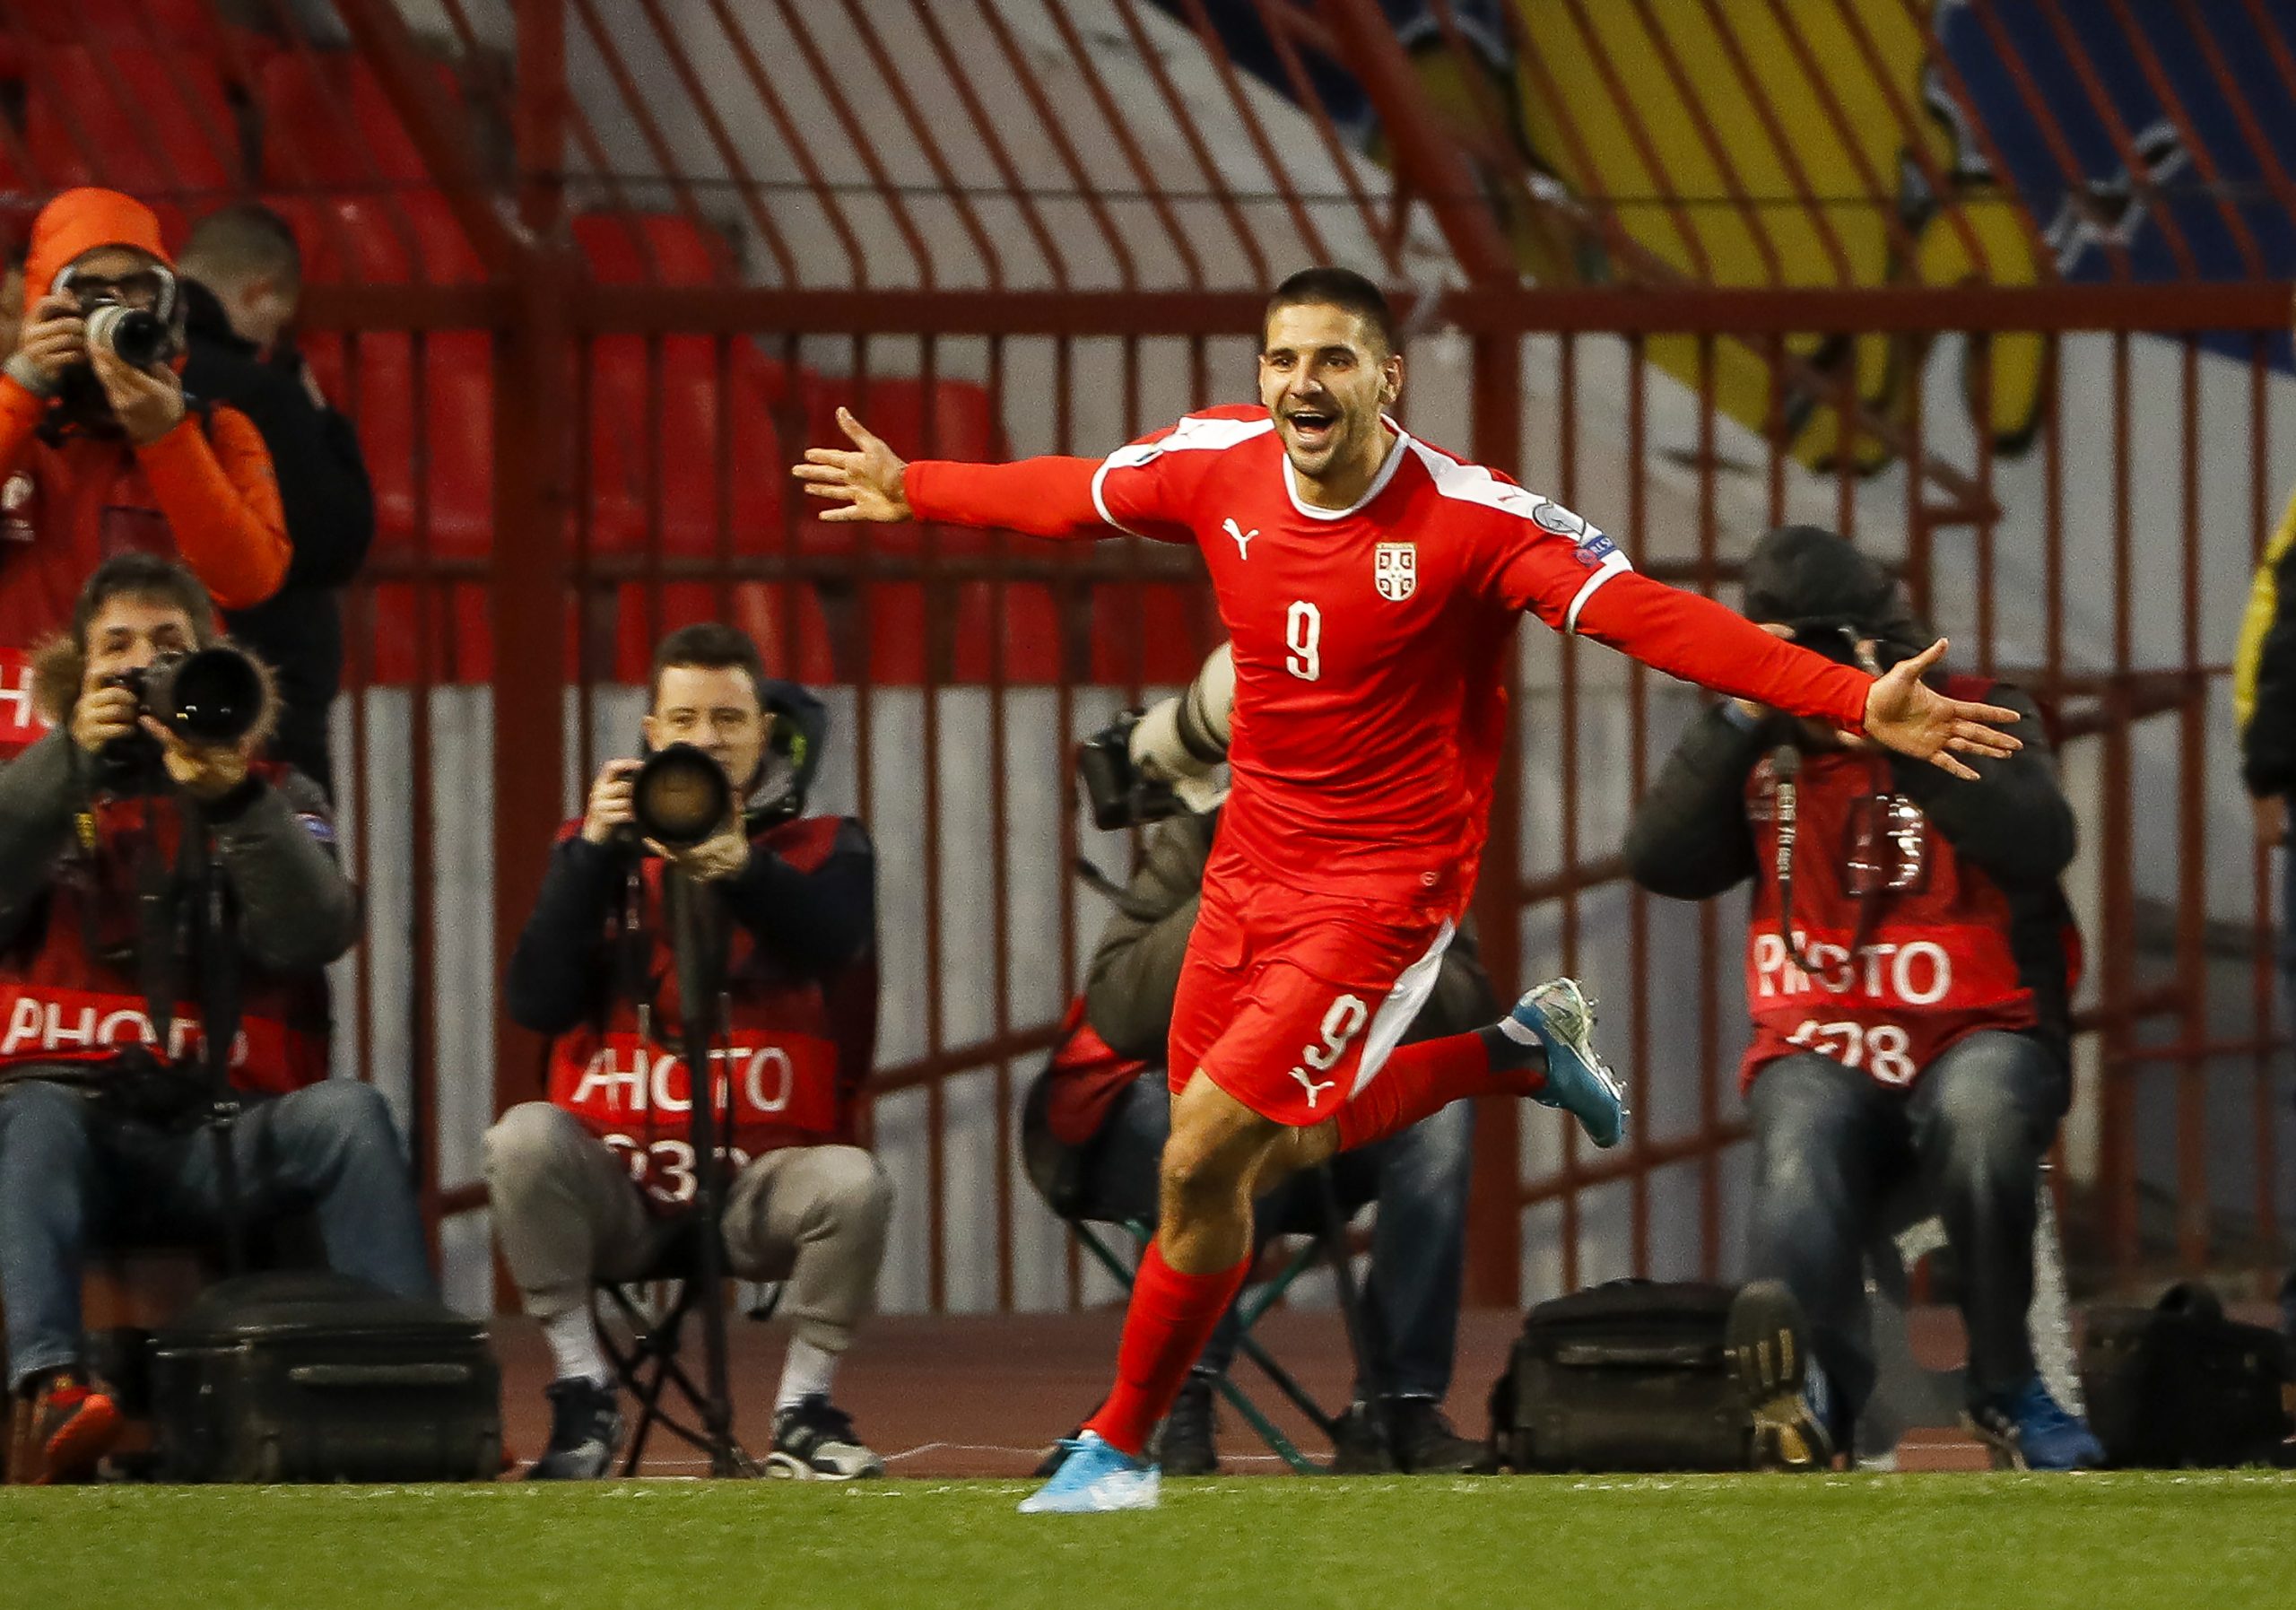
181,204,303,294
1263,266,1397,356
73,553,217,652
650,622,766,711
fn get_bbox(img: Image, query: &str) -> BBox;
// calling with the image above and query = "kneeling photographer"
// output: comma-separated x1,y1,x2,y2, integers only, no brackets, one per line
0,189,290,759
1038,644,1494,1475
491,624,889,1480
1624,525,2099,1471
0,554,431,1484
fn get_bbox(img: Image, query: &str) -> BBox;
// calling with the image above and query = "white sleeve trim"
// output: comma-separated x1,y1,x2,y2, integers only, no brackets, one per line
1089,455,1149,540
1563,551,1632,633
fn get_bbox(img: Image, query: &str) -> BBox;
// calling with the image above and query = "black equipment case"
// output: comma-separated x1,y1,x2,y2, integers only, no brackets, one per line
2078,1284,2294,1468
150,1271,501,1483
1493,1280,1756,1472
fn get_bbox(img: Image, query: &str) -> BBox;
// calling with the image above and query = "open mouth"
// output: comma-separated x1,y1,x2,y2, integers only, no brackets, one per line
1284,408,1337,450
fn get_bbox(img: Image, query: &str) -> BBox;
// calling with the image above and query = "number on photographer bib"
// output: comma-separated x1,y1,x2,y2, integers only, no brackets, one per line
1786,1019,1918,1085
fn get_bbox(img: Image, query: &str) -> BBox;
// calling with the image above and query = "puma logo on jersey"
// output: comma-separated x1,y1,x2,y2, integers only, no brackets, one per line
1287,1065,1336,1110
1223,518,1257,560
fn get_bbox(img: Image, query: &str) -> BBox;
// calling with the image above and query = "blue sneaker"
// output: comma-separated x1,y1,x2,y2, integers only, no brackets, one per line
1018,1432,1161,1514
1967,1377,2104,1471
1499,978,1627,1148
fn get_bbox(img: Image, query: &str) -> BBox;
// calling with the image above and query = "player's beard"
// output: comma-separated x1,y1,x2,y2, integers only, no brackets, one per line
1279,401,1374,485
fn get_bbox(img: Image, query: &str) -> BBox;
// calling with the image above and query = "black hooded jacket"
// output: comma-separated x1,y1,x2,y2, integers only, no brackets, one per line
503,680,875,1037
179,279,375,798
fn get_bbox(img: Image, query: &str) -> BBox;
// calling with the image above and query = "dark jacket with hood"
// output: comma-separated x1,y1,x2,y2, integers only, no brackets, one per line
503,680,875,1040
1624,526,2078,1061
180,278,375,799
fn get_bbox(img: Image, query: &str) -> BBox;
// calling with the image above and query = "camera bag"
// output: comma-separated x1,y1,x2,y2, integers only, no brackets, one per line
2078,1284,2295,1467
1492,1279,1755,1471
149,1271,500,1483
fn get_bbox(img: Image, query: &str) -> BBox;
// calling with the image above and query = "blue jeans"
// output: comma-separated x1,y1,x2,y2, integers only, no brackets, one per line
1745,1031,2066,1419
0,1075,439,1392
1076,1070,1474,1402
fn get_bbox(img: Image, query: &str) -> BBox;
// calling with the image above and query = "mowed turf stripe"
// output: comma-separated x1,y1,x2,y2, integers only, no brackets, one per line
4,1471,2293,1610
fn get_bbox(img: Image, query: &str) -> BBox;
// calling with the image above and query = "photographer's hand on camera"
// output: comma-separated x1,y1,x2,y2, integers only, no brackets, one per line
144,717,252,803
648,820,752,883
579,758,643,846
10,295,87,395
89,338,187,446
69,683,142,757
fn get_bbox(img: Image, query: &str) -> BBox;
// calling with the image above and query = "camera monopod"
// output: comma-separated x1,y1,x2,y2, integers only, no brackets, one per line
196,824,249,1277
663,863,760,1479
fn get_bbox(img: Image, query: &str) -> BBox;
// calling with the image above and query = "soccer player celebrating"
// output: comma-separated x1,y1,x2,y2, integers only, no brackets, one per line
794,268,2021,1512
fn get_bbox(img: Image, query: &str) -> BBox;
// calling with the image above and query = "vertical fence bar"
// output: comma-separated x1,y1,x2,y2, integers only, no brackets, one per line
1467,330,1525,1310
1556,332,1583,1296
2176,335,2209,1271
1694,331,1723,1282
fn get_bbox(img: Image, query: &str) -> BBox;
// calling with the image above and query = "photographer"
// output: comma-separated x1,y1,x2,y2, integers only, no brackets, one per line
490,624,890,1480
178,205,374,798
0,189,290,761
1623,525,2100,1470
0,554,432,1484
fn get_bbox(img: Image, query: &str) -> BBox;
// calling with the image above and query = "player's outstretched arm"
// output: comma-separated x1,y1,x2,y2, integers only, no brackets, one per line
794,407,913,523
791,406,1112,539
1858,638,2022,783
1567,573,2018,780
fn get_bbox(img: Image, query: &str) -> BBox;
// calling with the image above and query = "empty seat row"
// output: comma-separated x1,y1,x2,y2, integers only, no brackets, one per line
347,579,1215,691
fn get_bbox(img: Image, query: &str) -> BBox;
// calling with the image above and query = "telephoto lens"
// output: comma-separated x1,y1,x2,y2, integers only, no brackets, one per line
631,743,734,849
84,303,171,369
141,647,267,745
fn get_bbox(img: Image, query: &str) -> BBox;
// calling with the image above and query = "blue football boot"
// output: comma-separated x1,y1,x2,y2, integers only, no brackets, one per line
1497,978,1627,1148
1018,1431,1161,1514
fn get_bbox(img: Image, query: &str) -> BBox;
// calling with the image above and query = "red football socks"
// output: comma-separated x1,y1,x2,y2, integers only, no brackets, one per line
1335,1028,1539,1151
1083,1243,1251,1459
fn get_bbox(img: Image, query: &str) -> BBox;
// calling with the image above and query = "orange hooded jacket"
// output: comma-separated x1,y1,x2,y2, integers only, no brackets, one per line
0,189,290,751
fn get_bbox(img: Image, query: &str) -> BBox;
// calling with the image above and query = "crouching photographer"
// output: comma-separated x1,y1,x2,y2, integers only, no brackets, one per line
491,625,890,1480
0,554,430,1483
1624,525,2100,1471
1037,645,1495,1475
0,190,290,760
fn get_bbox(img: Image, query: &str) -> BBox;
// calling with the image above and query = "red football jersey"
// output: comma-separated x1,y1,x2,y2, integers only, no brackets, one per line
905,405,1872,909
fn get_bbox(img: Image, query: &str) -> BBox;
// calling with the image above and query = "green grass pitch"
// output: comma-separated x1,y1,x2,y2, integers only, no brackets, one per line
5,1472,2292,1610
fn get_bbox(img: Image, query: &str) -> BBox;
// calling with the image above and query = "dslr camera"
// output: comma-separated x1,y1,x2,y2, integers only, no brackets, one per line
1076,644,1233,831
1779,618,1916,676
56,263,183,370
99,645,271,788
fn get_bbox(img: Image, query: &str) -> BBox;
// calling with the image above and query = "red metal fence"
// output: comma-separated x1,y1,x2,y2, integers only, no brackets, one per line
2,0,2287,1311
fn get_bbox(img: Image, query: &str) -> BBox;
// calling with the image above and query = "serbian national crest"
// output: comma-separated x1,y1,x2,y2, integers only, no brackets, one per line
1373,541,1416,601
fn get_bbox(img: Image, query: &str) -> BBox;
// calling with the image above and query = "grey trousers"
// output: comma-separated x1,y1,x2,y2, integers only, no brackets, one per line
483,1101,892,1354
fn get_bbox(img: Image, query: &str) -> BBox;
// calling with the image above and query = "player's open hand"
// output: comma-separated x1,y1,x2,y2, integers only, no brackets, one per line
1857,638,2021,781
792,407,911,522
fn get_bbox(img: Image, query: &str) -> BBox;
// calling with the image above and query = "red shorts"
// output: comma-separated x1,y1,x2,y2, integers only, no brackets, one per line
1166,867,1459,1127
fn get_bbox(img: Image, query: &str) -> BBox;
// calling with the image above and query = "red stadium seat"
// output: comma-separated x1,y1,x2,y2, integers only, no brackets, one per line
571,212,733,289
951,581,1065,684
349,330,492,565
22,47,241,200
574,214,779,560
1091,579,1215,686
591,583,831,687
263,191,480,287
256,51,461,191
